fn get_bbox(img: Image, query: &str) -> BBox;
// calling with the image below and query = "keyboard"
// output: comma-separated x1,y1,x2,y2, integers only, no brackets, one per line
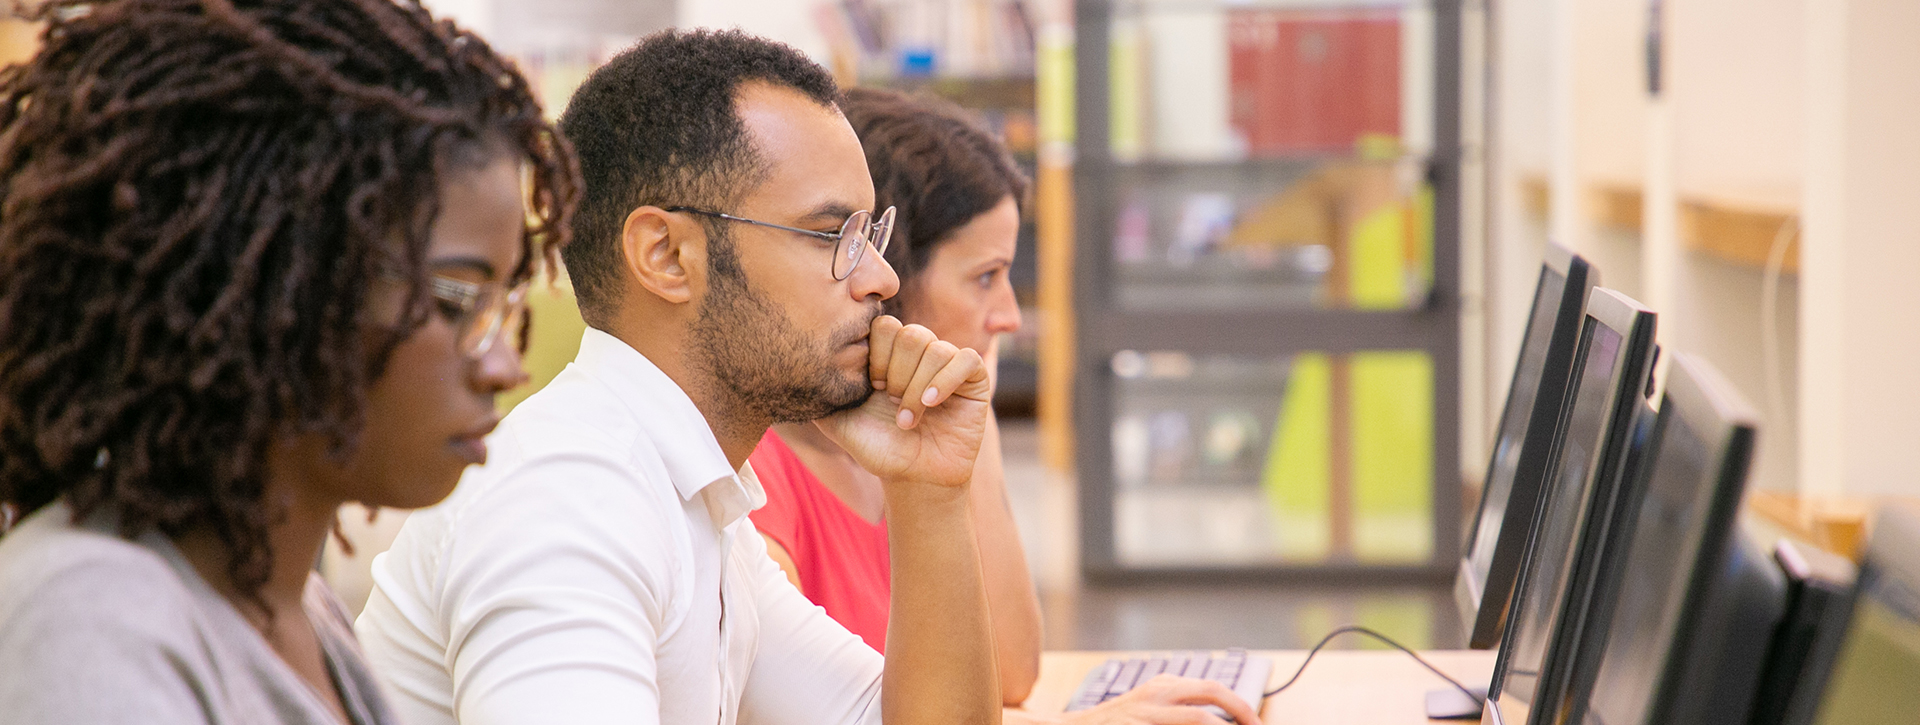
1064,648,1274,721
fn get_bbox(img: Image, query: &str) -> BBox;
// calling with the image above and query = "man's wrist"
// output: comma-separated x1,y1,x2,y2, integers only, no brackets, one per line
880,476,971,512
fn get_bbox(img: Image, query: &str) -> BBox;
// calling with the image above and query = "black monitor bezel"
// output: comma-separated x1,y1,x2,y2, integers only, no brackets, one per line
1783,503,1920,725
1572,353,1767,725
1483,286,1658,721
1457,243,1597,649
1641,354,1766,724
1757,540,1859,725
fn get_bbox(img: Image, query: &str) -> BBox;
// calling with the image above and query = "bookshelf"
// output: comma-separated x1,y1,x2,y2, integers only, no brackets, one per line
1067,0,1469,579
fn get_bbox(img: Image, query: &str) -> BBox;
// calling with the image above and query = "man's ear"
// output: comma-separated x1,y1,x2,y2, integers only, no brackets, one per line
621,205,699,305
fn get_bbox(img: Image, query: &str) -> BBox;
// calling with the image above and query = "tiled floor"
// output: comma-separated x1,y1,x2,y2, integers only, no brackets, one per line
999,419,1465,653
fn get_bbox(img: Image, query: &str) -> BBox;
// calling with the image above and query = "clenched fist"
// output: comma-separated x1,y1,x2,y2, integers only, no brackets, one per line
813,315,991,490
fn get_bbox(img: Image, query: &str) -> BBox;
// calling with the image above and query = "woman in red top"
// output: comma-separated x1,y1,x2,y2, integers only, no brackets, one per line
751,89,1262,725
749,87,1038,684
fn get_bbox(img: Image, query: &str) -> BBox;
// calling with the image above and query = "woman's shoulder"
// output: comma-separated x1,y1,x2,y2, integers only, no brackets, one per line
0,504,225,720
0,502,203,642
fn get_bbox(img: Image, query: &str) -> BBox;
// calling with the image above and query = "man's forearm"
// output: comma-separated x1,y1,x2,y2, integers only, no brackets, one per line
883,481,1000,725
972,416,1044,704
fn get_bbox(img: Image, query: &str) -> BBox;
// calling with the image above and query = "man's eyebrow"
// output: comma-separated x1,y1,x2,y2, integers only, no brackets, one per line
426,255,499,281
795,203,860,226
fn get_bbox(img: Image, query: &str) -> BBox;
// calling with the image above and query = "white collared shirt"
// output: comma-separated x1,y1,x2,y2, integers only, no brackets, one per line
355,328,884,725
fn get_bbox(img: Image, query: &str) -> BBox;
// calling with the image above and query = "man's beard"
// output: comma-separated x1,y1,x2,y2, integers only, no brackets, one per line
688,228,877,424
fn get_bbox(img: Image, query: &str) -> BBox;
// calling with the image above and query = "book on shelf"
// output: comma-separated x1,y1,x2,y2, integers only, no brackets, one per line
1142,7,1239,161
1107,5,1405,162
1228,8,1402,156
820,0,1038,81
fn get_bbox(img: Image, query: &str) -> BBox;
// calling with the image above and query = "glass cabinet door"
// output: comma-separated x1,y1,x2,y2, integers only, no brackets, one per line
1074,0,1464,576
1108,349,1436,568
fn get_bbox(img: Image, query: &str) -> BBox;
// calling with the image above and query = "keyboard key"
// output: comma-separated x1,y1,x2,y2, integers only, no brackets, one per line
1142,655,1169,680
1067,660,1121,711
1106,658,1145,698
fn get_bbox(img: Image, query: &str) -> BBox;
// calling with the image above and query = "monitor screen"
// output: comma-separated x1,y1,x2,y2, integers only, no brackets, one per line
1493,320,1628,711
1467,266,1567,591
1582,401,1717,725
1807,518,1920,724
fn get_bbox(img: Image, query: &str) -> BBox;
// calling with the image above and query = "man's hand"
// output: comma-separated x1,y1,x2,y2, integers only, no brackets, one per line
1008,676,1264,725
816,315,991,489
825,316,1002,723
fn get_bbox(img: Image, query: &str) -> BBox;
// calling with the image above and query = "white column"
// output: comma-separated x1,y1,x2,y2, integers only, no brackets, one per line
1641,0,1675,354
1458,0,1490,477
1643,98,1679,362
1547,0,1582,252
1799,0,1920,498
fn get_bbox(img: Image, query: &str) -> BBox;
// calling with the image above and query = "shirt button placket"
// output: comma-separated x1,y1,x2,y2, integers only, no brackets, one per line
715,527,734,725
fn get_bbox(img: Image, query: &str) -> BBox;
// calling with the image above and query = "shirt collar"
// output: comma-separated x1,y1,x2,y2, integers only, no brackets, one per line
572,327,758,514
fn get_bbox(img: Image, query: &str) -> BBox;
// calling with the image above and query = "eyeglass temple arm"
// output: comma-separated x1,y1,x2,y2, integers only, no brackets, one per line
665,207,842,242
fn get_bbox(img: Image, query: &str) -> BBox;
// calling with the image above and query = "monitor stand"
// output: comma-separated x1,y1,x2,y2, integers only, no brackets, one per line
1425,686,1488,720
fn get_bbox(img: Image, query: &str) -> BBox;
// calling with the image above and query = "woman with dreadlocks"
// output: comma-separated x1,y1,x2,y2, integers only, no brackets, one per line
0,1,576,722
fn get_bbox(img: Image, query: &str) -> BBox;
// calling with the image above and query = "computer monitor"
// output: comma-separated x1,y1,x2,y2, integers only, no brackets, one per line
1483,288,1658,725
1571,353,1786,725
1458,244,1597,649
1781,503,1920,725
1751,539,1857,725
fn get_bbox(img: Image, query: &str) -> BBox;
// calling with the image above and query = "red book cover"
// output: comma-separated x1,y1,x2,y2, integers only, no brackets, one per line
1229,10,1401,156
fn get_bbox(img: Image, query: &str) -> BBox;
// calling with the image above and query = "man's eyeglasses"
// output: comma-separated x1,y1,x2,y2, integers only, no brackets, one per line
666,206,896,281
426,275,528,359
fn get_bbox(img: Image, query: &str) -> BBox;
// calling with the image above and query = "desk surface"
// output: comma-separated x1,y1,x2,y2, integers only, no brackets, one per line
1022,650,1498,724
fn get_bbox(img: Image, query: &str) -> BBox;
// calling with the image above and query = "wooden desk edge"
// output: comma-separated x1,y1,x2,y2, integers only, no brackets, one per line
1023,649,1498,724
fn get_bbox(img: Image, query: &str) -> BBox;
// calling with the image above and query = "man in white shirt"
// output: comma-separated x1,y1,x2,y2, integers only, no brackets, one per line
355,30,1003,725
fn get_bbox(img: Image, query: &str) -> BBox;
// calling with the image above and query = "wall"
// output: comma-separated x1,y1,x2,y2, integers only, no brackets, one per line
1670,0,1802,206
1800,0,1920,498
1663,0,1803,493
1481,0,1808,493
1483,0,1553,453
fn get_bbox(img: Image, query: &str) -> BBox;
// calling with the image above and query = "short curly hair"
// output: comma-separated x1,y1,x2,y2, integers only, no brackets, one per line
558,28,840,327
841,88,1029,314
0,0,577,599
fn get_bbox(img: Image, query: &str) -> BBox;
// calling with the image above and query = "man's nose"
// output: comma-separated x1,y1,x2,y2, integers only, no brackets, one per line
848,246,900,302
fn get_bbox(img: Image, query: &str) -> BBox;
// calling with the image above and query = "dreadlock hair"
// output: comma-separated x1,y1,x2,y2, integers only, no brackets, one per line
840,87,1029,317
558,28,840,328
0,0,578,603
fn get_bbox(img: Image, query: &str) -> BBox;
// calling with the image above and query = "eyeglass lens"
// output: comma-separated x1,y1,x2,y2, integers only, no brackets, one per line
830,207,896,281
458,284,528,358
832,209,871,281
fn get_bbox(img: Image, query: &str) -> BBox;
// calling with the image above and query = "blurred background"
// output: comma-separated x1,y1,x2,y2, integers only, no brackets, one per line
8,0,1915,654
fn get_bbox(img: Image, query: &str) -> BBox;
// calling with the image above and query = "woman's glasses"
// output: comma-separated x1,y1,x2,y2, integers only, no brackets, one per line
666,206,896,281
426,275,528,359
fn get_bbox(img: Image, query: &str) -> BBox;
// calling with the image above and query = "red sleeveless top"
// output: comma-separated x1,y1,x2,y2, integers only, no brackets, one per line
747,430,891,653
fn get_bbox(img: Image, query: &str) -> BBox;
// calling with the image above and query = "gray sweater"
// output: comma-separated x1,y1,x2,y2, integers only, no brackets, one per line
0,502,396,725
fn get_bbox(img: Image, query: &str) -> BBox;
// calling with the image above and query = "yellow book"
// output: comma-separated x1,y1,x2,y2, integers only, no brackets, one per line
1262,353,1333,562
